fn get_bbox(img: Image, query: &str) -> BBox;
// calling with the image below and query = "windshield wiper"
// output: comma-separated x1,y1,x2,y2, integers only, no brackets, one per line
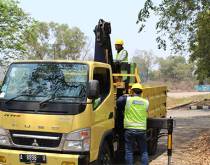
39,84,87,107
39,95,55,107
5,88,35,104
39,95,85,107
5,94,34,104
39,87,61,107
56,95,83,98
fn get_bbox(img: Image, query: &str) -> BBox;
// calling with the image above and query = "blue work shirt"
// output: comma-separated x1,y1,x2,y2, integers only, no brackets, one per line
116,95,128,131
117,95,127,112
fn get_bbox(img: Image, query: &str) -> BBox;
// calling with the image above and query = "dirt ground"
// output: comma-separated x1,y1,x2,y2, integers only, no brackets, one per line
149,108,210,165
168,92,210,98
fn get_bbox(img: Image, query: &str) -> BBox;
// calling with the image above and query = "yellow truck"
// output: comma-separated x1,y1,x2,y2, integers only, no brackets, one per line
0,19,173,165
0,60,168,165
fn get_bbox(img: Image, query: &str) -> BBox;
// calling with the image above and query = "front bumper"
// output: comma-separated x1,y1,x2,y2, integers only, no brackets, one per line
0,149,89,165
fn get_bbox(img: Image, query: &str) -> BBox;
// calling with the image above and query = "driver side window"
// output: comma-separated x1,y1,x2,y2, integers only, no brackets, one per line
93,67,110,110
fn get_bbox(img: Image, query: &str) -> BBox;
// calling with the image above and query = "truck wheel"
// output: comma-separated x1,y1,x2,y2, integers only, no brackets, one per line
97,141,112,165
148,129,159,155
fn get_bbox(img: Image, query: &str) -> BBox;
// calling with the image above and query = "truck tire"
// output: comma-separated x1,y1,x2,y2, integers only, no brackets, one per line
97,141,112,165
148,129,159,155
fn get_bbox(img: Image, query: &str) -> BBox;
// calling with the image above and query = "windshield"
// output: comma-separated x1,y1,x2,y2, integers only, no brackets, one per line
0,63,88,103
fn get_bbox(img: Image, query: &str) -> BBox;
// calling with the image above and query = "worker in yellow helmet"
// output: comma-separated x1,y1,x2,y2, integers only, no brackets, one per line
117,83,149,165
114,39,128,62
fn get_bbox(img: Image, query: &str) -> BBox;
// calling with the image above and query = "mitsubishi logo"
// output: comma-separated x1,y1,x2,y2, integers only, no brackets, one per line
32,139,39,147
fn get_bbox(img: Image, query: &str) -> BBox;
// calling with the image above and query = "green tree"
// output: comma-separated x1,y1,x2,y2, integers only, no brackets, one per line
24,21,86,60
132,50,155,82
80,37,93,60
137,1,210,82
148,70,161,81
23,21,50,60
158,55,194,81
0,0,31,65
50,22,86,60
190,11,210,84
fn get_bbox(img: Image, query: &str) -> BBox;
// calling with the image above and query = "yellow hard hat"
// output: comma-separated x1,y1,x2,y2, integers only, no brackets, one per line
131,83,143,90
115,39,124,45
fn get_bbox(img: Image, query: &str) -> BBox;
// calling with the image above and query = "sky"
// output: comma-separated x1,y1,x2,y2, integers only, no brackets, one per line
19,0,170,60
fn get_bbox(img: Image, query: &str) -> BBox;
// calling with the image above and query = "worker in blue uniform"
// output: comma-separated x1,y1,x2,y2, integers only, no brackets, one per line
117,83,149,165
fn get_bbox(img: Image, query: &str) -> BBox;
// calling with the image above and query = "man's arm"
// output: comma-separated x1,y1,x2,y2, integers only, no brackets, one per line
117,95,127,110
116,95,127,131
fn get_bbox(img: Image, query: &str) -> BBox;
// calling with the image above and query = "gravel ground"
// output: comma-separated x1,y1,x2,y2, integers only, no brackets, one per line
149,108,210,165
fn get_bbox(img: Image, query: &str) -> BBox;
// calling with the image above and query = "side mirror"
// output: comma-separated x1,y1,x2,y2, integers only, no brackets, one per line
87,80,99,99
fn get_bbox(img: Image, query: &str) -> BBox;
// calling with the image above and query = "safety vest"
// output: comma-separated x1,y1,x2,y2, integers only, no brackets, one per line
124,96,148,130
115,49,128,62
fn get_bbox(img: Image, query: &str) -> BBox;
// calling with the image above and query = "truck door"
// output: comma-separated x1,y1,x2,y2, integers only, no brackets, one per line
90,67,115,161
92,67,113,120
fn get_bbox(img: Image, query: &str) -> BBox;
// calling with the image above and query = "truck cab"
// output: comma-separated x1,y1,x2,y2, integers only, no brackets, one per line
0,61,115,165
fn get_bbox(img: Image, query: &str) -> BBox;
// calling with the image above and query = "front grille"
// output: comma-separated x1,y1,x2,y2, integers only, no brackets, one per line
10,130,62,148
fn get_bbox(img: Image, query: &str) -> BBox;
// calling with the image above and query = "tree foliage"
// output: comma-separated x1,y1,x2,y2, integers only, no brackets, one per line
138,0,209,52
158,55,194,81
24,21,86,60
133,51,194,82
137,0,210,81
190,11,210,84
132,50,155,82
23,21,50,60
0,0,32,64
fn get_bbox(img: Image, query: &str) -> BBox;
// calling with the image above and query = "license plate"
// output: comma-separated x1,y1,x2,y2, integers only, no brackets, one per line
19,154,47,164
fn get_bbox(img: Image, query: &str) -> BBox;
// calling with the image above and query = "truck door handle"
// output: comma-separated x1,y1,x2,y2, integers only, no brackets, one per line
108,112,113,119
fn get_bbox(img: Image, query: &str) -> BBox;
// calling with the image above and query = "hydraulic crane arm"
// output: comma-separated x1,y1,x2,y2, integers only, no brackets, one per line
94,19,113,67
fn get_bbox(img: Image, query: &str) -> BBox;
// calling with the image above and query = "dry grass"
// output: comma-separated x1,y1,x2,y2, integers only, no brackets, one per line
167,93,210,109
146,80,197,92
172,133,210,165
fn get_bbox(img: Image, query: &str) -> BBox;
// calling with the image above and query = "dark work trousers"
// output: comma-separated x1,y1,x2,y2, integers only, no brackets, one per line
124,129,149,165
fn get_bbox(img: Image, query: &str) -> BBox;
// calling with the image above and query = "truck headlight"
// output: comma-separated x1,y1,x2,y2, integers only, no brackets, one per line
0,128,10,146
63,128,90,152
